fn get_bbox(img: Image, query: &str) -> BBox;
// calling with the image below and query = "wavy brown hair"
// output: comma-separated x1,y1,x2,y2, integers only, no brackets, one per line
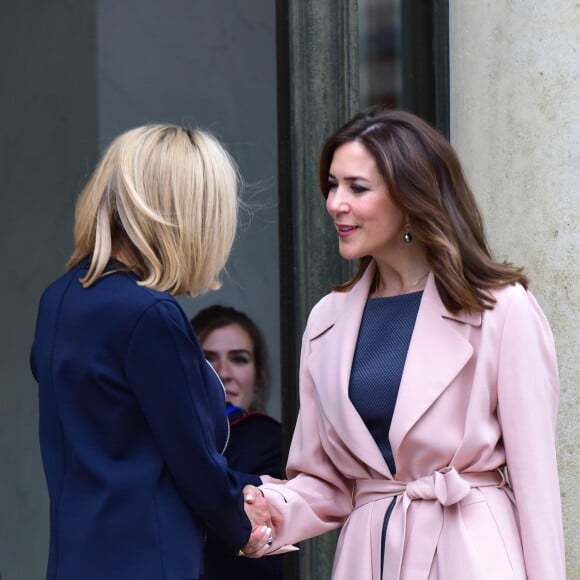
319,107,527,313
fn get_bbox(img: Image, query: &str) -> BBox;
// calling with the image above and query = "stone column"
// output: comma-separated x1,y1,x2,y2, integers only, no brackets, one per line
276,0,359,577
449,2,579,577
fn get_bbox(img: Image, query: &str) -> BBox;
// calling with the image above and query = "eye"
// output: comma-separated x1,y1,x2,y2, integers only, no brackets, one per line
327,179,338,192
350,183,369,194
230,354,251,366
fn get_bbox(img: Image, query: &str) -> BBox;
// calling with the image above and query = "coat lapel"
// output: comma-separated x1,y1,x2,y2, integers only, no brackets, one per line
389,273,481,461
306,264,392,478
305,265,482,479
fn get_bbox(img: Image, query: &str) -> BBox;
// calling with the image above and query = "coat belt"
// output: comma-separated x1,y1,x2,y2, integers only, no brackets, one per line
352,467,507,580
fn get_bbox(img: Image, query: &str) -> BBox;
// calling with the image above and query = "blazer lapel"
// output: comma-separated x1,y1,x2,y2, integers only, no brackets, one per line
389,273,482,461
306,263,392,478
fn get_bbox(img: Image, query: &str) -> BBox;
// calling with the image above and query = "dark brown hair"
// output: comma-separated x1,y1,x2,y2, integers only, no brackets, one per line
191,305,270,412
319,107,528,313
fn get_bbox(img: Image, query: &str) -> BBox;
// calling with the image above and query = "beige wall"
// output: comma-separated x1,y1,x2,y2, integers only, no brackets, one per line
450,1,579,577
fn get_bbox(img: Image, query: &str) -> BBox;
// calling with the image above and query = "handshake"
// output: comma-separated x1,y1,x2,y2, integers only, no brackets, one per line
239,481,283,558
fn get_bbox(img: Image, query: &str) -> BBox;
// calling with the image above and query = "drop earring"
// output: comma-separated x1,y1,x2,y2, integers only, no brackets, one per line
403,224,412,243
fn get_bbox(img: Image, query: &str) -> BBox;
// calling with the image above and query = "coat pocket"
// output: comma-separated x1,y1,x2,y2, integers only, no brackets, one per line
436,490,525,580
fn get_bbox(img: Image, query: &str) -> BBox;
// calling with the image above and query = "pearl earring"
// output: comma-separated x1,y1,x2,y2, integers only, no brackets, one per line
403,224,412,243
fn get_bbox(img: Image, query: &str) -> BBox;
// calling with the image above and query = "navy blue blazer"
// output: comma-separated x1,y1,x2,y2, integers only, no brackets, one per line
30,259,260,580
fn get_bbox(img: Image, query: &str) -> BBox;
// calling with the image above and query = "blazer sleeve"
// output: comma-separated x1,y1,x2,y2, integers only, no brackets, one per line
496,288,565,579
124,299,252,551
260,315,354,550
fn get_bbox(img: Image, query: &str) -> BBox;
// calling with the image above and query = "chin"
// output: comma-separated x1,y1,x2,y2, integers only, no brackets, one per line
339,249,363,261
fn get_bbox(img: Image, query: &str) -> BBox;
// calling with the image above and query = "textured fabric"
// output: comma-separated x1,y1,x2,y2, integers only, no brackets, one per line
349,292,422,474
260,264,565,580
349,292,421,569
30,258,255,580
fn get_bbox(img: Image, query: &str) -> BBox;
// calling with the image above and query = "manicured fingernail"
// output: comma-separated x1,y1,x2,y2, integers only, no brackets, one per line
245,493,253,501
261,525,268,533
265,527,272,535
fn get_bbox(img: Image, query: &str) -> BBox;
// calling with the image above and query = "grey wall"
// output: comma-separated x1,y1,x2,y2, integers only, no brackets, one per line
0,1,278,578
0,2,98,578
96,0,280,417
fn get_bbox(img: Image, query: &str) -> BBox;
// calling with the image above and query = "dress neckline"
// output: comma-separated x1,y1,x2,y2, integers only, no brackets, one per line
368,289,424,302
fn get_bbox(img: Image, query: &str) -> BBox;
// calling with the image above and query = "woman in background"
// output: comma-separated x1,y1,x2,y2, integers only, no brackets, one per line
192,305,285,579
30,124,272,580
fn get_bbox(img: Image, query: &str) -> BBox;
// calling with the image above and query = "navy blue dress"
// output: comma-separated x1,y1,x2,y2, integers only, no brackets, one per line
349,291,422,571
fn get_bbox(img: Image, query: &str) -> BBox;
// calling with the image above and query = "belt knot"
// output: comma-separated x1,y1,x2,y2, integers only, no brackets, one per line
405,466,471,506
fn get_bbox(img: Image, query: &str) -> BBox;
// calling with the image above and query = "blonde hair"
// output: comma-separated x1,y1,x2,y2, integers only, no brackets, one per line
67,124,239,296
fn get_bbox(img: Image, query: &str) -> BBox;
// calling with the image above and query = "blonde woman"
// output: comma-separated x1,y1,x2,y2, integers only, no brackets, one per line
30,124,273,580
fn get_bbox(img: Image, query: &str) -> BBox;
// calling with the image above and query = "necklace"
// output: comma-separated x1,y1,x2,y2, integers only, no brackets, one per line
373,270,430,297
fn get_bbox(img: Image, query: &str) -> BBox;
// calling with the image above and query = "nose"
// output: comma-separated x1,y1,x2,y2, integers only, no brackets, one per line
326,187,349,217
213,357,232,381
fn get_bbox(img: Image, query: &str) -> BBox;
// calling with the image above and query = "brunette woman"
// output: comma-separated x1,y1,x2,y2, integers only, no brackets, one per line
252,108,565,580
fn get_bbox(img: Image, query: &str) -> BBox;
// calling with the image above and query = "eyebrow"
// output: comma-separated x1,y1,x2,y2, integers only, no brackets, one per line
328,172,372,183
203,348,252,356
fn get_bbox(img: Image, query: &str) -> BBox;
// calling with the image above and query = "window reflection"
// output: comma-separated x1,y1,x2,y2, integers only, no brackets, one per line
358,0,401,109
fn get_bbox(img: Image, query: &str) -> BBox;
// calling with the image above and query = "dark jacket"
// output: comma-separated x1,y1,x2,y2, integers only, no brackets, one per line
30,259,257,580
202,404,285,579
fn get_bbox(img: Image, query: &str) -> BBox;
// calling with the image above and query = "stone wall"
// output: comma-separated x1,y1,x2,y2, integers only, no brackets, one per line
450,2,579,576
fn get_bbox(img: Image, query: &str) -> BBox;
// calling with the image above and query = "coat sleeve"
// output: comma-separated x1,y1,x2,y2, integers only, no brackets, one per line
260,314,354,550
124,299,252,551
496,288,565,579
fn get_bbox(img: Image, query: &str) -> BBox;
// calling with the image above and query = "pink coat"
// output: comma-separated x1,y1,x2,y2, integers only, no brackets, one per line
261,264,565,579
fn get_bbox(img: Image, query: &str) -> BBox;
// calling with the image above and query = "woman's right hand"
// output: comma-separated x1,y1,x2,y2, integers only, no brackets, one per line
241,484,282,557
